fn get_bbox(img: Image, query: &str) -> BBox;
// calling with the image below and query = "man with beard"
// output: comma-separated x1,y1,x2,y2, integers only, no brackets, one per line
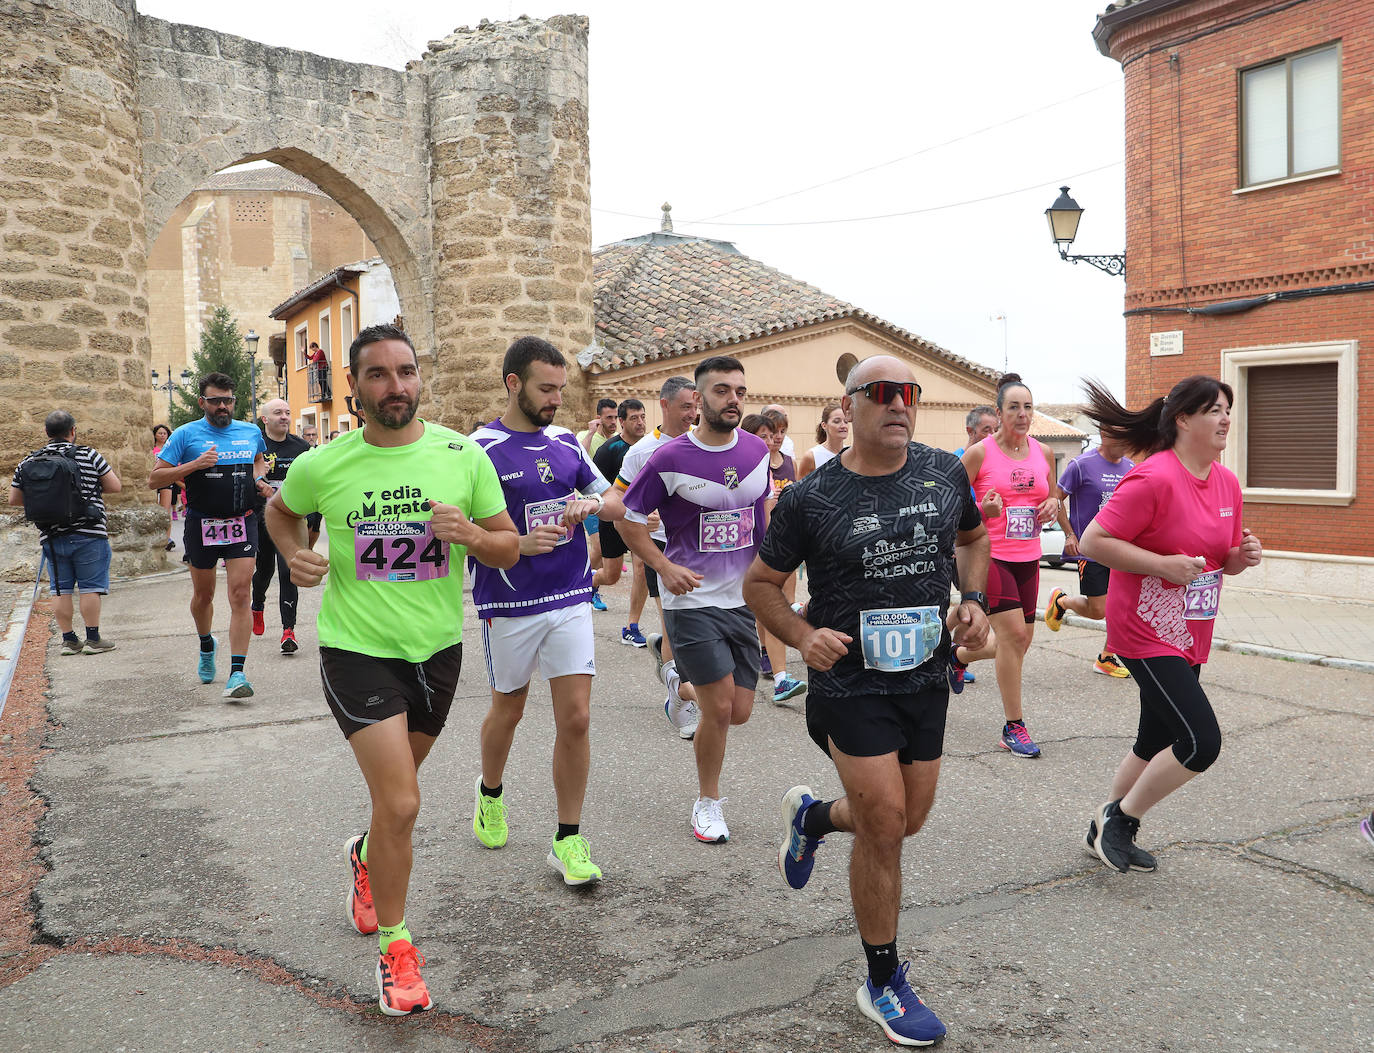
266,324,519,1015
251,399,311,654
468,337,625,885
619,356,771,844
149,372,270,699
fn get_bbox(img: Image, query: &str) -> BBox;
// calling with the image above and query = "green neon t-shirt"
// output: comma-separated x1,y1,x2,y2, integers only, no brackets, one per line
278,422,507,662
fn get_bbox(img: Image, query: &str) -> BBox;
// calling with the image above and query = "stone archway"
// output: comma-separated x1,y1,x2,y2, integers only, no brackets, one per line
1,1,593,576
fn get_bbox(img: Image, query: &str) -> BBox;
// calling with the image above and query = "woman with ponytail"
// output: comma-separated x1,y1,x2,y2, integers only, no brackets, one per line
1078,375,1263,873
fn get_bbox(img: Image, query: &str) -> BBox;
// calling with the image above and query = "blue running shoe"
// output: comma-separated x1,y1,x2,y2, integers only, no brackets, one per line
197,637,218,684
999,721,1041,758
590,589,607,612
777,785,824,889
946,650,965,695
620,624,647,647
857,962,946,1046
223,670,254,699
772,674,807,703
963,670,975,684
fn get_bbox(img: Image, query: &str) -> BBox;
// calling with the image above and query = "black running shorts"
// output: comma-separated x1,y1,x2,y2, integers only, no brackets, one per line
183,509,259,569
1077,559,1110,598
319,643,462,739
806,685,949,764
644,538,668,599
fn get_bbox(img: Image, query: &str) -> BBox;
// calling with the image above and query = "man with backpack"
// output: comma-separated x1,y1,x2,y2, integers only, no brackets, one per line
8,410,122,655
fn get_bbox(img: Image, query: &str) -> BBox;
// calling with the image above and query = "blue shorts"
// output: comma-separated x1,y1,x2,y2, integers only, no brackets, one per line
43,533,112,596
585,513,600,536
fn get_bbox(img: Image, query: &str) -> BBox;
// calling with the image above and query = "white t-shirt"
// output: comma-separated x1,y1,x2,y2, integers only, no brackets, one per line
780,434,795,459
616,428,672,542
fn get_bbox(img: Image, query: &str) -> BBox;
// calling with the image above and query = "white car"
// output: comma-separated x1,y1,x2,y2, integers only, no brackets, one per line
1040,522,1071,568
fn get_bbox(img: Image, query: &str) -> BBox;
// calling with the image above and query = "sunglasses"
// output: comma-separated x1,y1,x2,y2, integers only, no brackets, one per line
847,380,921,405
202,396,236,406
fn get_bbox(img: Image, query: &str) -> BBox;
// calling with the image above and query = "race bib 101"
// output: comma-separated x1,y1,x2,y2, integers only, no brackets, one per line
524,493,576,546
1184,570,1221,621
699,507,755,553
859,606,943,673
1005,505,1038,540
200,515,247,546
354,521,449,582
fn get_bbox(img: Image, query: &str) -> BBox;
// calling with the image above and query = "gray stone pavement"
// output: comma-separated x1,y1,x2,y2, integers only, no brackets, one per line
0,551,1371,1051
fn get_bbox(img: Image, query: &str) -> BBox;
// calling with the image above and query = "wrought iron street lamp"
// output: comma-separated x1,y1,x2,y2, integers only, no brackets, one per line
244,328,260,420
151,365,192,418
1045,186,1125,277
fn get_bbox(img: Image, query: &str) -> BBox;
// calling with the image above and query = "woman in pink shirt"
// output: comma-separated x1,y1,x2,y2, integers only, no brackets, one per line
957,373,1060,759
1079,375,1263,874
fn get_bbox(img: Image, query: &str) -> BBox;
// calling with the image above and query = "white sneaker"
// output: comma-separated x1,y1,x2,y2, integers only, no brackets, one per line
676,699,699,740
692,796,729,843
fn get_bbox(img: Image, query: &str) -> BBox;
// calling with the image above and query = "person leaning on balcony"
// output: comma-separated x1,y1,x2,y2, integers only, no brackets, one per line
307,342,331,399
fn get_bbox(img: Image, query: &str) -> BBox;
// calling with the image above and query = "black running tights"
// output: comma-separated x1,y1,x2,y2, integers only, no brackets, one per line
1120,655,1221,774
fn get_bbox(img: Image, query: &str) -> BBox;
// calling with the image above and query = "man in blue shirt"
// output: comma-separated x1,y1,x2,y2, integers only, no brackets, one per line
149,372,270,699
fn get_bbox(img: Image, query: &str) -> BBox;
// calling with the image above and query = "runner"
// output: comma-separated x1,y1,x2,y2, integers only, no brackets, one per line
796,403,847,478
251,398,312,654
955,372,1059,757
578,398,619,611
1044,432,1136,677
619,356,771,843
947,404,998,687
469,337,625,886
265,323,518,1014
744,354,990,1047
149,372,270,699
615,376,702,740
591,398,650,647
1078,375,1261,873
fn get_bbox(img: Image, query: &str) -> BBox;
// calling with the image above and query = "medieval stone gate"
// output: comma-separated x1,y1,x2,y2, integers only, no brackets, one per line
1,0,592,571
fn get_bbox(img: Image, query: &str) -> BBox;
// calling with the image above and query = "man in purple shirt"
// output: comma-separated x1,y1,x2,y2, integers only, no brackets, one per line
469,337,625,885
619,356,771,844
1044,434,1136,677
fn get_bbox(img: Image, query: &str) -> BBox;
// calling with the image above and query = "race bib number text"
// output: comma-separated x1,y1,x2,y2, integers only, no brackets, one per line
200,515,247,545
699,507,755,553
524,493,576,546
1005,505,1038,540
354,521,449,583
859,606,943,673
1184,570,1221,621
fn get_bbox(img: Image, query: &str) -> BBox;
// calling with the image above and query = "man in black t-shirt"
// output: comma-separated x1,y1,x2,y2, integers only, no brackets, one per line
591,398,649,646
744,355,990,1048
252,399,312,654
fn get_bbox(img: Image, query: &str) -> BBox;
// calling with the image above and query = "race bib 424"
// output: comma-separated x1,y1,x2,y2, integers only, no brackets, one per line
354,521,449,582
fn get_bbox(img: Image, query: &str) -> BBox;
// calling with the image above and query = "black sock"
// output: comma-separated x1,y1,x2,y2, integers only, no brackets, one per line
85,626,99,641
863,940,898,987
62,631,79,645
199,634,215,654
802,799,838,837
1007,718,1025,728
555,822,579,841
231,655,246,675
481,781,502,798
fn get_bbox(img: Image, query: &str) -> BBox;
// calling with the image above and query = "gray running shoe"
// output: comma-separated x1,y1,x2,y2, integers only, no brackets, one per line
647,633,665,685
82,636,116,655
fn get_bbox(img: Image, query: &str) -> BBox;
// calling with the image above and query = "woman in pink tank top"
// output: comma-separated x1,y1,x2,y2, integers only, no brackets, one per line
956,373,1060,759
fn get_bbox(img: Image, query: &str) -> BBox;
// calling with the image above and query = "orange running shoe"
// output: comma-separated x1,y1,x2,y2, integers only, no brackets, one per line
345,835,377,935
376,939,432,1016
1044,588,1068,632
1094,653,1131,678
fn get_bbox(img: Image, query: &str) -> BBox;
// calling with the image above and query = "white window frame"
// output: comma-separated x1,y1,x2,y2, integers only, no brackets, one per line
294,324,309,371
1220,339,1356,506
299,408,318,440
318,308,332,363
1238,42,1341,190
320,412,330,440
339,300,354,368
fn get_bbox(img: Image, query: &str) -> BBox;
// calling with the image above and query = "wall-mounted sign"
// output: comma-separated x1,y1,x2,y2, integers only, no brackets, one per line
1150,331,1184,357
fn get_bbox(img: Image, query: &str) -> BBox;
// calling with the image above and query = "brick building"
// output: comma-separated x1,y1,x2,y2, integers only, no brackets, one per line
1095,0,1372,599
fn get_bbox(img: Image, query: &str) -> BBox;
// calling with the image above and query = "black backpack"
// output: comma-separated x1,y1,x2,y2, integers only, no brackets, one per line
21,448,89,529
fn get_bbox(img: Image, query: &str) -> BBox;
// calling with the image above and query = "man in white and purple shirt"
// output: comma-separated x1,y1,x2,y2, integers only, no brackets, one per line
469,337,625,887
619,355,771,844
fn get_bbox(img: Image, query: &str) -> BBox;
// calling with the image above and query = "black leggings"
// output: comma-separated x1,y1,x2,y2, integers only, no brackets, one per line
252,517,298,629
1120,655,1221,773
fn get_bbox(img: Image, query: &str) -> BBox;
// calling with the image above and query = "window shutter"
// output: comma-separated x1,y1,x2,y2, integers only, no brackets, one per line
1246,363,1338,488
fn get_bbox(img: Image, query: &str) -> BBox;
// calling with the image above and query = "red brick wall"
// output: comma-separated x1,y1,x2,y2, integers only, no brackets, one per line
1105,0,1372,557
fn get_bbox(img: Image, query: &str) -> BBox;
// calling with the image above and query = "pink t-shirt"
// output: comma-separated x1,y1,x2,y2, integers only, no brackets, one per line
971,435,1051,562
1094,449,1243,665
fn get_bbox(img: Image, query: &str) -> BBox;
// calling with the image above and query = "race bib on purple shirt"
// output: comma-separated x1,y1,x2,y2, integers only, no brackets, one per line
698,507,755,552
1184,570,1220,621
524,493,575,546
200,515,247,545
1005,505,1038,540
354,521,449,583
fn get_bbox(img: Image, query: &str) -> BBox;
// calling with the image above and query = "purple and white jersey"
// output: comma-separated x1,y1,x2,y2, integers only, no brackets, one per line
1058,448,1135,563
621,429,771,611
470,421,610,618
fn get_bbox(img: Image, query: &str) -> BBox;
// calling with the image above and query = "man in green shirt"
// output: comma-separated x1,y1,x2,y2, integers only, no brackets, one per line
266,324,519,1017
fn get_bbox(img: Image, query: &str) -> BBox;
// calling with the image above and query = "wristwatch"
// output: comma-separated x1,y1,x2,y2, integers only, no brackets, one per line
588,490,605,513
960,591,989,614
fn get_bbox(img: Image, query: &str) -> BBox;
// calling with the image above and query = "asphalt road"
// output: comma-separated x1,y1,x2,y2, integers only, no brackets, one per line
1,562,1371,1052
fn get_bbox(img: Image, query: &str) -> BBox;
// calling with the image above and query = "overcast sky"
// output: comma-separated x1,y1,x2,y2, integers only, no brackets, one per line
137,0,1128,402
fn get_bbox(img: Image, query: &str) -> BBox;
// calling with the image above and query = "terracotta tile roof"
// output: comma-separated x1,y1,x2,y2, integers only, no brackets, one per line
588,232,998,382
269,257,381,319
197,167,330,198
1030,411,1088,440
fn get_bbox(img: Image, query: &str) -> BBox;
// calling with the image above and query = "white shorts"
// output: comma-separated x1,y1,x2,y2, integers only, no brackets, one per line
480,603,596,694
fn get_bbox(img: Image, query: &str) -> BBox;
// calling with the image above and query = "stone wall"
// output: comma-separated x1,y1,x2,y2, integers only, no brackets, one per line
0,506,178,584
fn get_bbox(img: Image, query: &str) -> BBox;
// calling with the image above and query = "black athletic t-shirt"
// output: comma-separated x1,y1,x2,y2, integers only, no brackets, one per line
759,442,980,697
592,435,630,491
256,432,311,510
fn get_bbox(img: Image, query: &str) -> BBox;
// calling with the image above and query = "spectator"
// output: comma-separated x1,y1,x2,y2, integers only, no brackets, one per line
307,341,331,400
9,410,122,655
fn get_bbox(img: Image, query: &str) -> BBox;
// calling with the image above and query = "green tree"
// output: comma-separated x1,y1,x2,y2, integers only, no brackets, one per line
170,305,262,427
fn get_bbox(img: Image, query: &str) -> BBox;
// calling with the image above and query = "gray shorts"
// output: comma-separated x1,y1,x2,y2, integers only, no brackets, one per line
663,605,761,690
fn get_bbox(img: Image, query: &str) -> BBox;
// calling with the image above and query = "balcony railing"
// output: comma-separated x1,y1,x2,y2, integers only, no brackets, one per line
307,363,332,403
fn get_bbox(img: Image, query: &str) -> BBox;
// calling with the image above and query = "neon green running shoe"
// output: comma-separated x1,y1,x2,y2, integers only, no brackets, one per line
472,774,508,849
547,833,602,885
